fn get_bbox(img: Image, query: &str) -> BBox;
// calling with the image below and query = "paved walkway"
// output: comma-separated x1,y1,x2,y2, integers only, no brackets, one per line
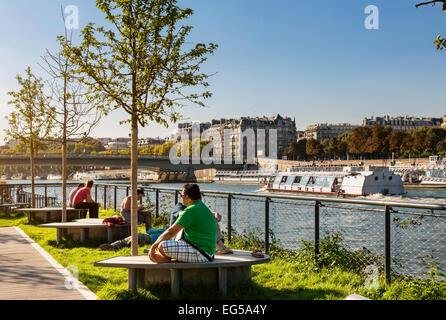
0,227,97,300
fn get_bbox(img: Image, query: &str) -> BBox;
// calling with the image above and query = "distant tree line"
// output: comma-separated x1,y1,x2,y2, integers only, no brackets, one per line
285,125,446,161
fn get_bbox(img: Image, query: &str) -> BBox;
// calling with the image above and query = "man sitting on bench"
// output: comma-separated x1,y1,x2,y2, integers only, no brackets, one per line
72,180,99,218
148,184,217,264
120,188,151,232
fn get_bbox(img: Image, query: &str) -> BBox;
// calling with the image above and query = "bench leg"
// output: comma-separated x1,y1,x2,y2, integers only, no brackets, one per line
170,269,181,297
128,268,137,292
57,228,62,243
107,228,113,243
218,267,228,296
80,228,87,242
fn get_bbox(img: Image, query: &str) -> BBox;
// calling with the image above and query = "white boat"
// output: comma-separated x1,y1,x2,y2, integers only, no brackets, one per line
261,166,405,197
213,170,275,184
417,169,446,187
46,174,62,180
138,173,154,181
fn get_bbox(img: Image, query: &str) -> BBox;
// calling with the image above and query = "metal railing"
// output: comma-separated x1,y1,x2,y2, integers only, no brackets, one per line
96,183,446,284
2,181,445,284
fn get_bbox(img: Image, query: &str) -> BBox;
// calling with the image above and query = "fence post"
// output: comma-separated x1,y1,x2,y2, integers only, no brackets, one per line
103,185,107,210
44,185,48,207
140,187,144,206
126,186,129,197
114,186,117,212
227,193,232,244
175,190,179,205
265,197,270,254
155,188,159,218
95,185,98,202
385,205,392,285
315,201,320,265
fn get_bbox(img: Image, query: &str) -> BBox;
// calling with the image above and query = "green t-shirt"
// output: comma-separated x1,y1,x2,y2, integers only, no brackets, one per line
175,200,217,256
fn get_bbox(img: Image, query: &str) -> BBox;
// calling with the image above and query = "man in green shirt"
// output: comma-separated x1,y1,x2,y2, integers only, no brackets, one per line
148,184,217,263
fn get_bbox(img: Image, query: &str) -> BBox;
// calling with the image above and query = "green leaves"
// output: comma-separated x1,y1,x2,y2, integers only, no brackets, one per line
5,67,53,149
434,34,446,50
60,0,217,127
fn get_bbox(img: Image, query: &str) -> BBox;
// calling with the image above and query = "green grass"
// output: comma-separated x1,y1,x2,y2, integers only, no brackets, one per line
1,210,445,300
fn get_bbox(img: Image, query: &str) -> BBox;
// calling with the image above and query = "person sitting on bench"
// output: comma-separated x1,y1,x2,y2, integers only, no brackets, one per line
120,188,151,232
72,180,99,218
69,183,85,208
148,184,217,264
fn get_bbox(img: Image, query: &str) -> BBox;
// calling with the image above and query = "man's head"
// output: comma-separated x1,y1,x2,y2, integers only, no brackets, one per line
181,184,201,207
137,188,145,201
86,180,94,189
77,183,85,189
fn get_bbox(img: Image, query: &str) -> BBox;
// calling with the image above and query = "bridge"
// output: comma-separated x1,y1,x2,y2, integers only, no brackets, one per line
0,154,246,171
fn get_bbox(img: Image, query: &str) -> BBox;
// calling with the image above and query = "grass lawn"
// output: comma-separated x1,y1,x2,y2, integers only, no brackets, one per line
1,209,445,300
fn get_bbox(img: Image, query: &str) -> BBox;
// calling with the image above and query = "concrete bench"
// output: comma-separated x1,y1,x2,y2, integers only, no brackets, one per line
0,203,28,217
94,250,270,297
16,207,84,223
38,218,130,243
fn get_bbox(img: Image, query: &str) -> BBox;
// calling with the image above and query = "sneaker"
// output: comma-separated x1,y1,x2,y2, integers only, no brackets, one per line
99,244,114,251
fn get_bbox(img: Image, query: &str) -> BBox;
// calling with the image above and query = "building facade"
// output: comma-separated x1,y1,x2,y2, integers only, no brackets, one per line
363,115,443,131
304,123,358,141
199,114,297,160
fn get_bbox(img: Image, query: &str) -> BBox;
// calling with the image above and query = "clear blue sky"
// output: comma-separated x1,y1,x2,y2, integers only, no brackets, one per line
0,0,445,142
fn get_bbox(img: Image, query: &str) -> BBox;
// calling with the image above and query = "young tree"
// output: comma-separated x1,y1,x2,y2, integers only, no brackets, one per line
5,67,54,207
40,28,102,222
60,0,217,255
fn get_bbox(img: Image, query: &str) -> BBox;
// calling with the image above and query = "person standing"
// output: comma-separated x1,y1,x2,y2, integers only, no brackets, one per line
72,180,99,218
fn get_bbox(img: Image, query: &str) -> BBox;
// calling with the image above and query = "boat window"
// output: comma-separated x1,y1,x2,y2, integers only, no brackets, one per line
388,176,392,181
281,176,288,183
374,176,378,181
273,176,282,184
293,176,301,184
314,177,325,187
324,177,335,188
308,177,315,185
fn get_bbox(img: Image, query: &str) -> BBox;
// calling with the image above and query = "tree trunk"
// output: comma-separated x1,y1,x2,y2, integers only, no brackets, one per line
130,113,139,256
30,141,35,208
62,134,67,222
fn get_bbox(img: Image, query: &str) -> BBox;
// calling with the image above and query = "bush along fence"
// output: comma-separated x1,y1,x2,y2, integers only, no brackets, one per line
3,182,446,285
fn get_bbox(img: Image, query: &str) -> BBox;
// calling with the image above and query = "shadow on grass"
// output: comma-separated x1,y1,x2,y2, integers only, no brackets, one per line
47,238,106,249
97,279,345,301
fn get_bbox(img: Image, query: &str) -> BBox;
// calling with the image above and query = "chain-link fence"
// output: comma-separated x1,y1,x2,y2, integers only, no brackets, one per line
3,182,445,283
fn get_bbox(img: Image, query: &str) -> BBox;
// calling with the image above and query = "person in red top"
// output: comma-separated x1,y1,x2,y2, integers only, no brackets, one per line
72,180,99,218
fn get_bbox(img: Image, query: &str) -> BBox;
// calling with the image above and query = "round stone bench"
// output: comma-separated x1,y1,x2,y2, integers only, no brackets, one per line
94,250,270,296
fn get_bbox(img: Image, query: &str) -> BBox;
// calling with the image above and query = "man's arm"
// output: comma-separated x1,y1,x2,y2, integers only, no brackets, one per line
85,194,95,203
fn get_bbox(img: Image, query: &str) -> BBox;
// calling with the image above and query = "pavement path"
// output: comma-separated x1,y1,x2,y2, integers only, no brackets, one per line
0,227,96,300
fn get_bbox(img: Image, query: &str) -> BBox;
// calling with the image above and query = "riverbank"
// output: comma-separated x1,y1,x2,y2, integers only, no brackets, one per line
0,209,444,300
